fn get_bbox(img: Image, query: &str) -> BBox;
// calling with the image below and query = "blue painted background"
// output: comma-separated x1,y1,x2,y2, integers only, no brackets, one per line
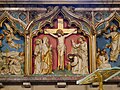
0,22,24,53
97,28,120,67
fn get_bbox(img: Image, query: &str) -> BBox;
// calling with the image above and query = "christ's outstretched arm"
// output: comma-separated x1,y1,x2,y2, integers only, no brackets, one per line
45,30,58,38
64,29,77,38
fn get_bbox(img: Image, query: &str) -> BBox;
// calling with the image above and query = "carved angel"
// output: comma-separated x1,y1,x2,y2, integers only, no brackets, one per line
3,23,21,49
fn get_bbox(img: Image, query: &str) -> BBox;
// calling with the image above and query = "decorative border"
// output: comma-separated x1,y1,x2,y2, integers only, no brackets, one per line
0,76,119,84
0,0,120,4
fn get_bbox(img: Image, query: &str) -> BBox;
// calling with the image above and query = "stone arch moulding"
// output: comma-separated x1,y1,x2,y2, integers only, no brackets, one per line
95,11,120,33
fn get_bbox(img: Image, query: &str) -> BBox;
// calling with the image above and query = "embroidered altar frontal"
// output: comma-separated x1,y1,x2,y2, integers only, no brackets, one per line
0,1,120,83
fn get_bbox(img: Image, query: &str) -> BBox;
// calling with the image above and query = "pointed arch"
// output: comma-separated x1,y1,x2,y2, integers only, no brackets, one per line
27,6,60,33
96,11,120,35
95,11,120,29
28,6,91,37
0,11,26,28
0,11,27,36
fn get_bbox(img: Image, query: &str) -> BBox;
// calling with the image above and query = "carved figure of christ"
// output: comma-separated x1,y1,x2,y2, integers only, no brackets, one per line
45,19,77,70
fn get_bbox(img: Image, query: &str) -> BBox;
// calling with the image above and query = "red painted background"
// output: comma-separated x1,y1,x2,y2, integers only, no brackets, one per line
32,18,89,73
32,34,88,72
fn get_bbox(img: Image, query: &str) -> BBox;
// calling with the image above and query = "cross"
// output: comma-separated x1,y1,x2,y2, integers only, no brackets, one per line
45,18,77,34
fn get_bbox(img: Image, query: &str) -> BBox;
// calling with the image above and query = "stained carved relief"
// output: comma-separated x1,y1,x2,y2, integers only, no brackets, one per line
70,36,89,74
32,14,90,76
96,12,120,69
0,6,119,81
0,20,25,75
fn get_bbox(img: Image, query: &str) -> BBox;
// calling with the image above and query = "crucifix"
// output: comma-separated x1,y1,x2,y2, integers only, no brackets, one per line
45,18,77,34
45,18,77,70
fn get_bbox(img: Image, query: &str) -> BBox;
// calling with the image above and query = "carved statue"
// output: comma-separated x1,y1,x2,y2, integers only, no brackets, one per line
0,34,4,69
34,39,42,74
0,52,10,75
96,49,111,69
3,23,21,49
70,39,82,74
96,48,101,68
0,34,4,48
45,29,77,70
70,36,89,74
17,52,24,74
9,57,22,75
104,25,120,61
41,36,52,74
78,36,89,74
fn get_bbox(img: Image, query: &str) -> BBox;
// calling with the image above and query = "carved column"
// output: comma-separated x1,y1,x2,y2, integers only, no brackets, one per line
25,35,31,75
91,35,97,72
91,11,97,72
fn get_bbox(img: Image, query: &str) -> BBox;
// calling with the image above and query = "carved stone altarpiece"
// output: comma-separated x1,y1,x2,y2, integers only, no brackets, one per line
0,4,119,84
